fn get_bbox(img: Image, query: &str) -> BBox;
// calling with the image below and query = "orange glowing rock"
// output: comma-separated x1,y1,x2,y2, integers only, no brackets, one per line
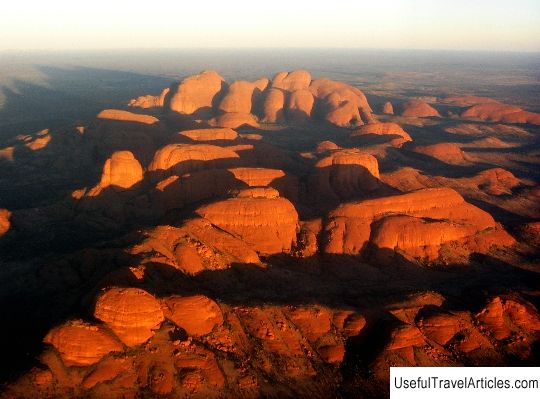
164,295,224,336
382,101,394,114
98,151,144,190
261,88,286,123
417,311,464,346
97,109,159,125
351,122,411,142
169,70,225,116
310,149,380,201
43,320,123,366
413,143,468,165
324,188,498,256
0,208,11,236
195,188,299,254
316,141,340,152
462,102,540,125
271,70,312,92
476,296,540,340
401,99,440,117
210,112,259,129
317,344,345,364
148,144,240,177
218,79,268,114
287,89,315,121
178,128,238,141
94,288,164,347
309,78,373,126
128,87,170,108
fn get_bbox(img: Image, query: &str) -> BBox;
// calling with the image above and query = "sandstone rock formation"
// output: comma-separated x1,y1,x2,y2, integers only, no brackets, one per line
195,188,299,254
94,288,164,346
351,122,411,142
164,295,224,336
261,88,286,123
412,143,469,165
43,320,123,366
129,87,170,108
210,112,259,129
382,101,394,114
148,144,240,178
97,109,159,125
309,149,380,202
95,151,143,191
178,128,238,142
440,95,498,107
309,78,373,126
218,79,268,114
401,100,440,117
0,208,11,236
323,187,513,260
169,70,225,116
287,89,315,121
476,296,540,340
461,102,540,125
271,70,311,92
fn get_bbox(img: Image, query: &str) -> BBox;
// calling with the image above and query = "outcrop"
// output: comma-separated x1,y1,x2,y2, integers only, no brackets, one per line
97,109,159,125
412,143,469,165
309,149,380,202
168,70,225,116
351,122,411,142
164,295,224,336
43,320,123,366
401,99,440,117
210,112,259,128
94,288,164,346
461,102,540,125
178,128,238,142
382,101,394,114
195,187,299,254
323,187,513,260
148,143,240,177
218,79,268,114
129,87,170,108
287,89,315,121
94,151,143,192
309,78,373,126
0,208,11,236
271,70,311,92
261,88,286,123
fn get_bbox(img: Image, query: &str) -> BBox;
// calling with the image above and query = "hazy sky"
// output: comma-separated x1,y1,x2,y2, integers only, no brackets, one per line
1,0,539,52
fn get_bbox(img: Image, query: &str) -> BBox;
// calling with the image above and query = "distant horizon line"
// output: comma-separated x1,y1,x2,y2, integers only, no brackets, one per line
2,47,540,55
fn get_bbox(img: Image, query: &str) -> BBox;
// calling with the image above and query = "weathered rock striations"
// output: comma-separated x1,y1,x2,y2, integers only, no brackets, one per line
43,320,123,366
94,288,164,346
195,188,299,254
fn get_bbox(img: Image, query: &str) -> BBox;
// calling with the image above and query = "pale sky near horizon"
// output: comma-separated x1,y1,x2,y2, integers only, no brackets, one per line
0,0,539,52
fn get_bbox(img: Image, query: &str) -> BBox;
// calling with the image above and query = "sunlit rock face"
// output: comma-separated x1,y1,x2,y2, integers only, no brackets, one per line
323,187,514,261
94,288,164,347
195,187,299,254
400,99,440,117
168,70,226,116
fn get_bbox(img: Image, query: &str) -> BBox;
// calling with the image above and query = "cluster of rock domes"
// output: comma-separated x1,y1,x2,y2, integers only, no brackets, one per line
2,68,539,399
129,69,374,127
